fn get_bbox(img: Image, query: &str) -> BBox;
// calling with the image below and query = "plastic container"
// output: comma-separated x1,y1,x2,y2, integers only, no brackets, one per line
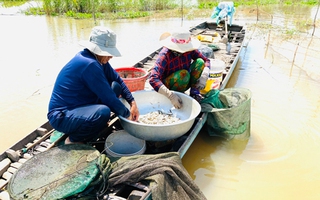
200,59,225,94
198,44,214,58
115,67,148,92
105,130,146,157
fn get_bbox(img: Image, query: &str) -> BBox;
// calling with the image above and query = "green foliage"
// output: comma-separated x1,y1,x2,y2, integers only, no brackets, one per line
116,10,150,19
198,2,217,9
65,10,76,17
0,0,26,7
65,10,104,19
197,0,286,9
71,12,92,19
285,28,297,35
196,0,318,7
64,8,150,19
24,7,46,15
283,0,293,5
300,0,318,5
9,0,319,19
35,0,177,19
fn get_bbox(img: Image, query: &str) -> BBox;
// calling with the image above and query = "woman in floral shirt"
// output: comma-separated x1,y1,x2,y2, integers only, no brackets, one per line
149,28,210,108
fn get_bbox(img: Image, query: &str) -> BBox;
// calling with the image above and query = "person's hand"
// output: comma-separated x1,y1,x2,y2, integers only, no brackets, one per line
126,114,132,121
168,92,183,109
158,85,183,109
195,67,209,90
129,100,139,121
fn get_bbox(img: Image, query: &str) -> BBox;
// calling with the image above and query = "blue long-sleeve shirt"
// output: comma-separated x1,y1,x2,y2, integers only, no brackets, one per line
48,49,133,118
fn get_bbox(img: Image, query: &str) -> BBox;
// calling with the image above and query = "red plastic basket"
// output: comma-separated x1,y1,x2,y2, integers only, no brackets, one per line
115,67,148,92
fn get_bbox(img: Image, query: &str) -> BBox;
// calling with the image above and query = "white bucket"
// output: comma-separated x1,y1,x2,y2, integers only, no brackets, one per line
105,130,146,157
200,59,225,94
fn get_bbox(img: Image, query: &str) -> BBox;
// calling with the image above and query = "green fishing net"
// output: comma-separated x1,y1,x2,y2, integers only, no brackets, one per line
201,88,252,139
7,144,112,200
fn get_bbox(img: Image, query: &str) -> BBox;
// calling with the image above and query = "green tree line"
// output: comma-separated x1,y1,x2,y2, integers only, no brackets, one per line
1,0,318,19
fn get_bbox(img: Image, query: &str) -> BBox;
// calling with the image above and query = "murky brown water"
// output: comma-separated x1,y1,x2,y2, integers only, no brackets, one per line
183,37,320,199
1,4,320,200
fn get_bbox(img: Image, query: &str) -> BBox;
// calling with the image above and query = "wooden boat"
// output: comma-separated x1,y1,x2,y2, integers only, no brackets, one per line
0,21,245,200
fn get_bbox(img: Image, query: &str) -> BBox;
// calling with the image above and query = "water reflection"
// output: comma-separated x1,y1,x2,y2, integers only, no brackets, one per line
1,4,320,200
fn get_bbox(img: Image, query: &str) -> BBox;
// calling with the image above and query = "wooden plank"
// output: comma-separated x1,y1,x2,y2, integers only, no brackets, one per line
39,141,51,148
36,127,48,135
10,162,22,169
0,179,8,190
0,158,11,177
0,121,54,161
34,146,48,152
22,129,54,152
2,171,12,181
18,158,27,164
7,167,17,174
25,142,33,148
23,153,32,159
5,149,19,162
0,190,10,199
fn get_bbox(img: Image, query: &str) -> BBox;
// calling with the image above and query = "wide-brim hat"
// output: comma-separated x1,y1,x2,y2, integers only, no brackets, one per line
79,26,121,57
160,28,201,53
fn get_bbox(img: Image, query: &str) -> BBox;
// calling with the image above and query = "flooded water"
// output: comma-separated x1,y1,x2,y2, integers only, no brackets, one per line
1,4,320,200
183,37,320,199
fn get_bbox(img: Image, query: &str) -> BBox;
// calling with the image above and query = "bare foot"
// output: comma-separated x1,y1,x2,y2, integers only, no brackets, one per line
65,137,84,145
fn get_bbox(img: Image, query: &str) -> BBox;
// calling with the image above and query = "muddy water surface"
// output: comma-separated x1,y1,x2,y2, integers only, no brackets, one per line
183,20,320,199
183,37,320,199
1,4,320,200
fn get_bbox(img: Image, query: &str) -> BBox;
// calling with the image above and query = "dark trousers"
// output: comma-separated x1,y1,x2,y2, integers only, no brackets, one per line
48,82,121,142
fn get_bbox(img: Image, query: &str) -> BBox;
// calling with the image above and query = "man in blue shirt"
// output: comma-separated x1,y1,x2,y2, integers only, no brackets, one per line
48,26,139,144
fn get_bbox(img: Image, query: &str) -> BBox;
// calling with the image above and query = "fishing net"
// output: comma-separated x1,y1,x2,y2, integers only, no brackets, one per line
201,88,252,139
7,144,112,200
7,145,207,199
108,152,207,200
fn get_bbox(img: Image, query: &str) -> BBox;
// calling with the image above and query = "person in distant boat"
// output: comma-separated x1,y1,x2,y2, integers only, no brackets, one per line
211,1,235,26
47,26,139,144
149,28,211,108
